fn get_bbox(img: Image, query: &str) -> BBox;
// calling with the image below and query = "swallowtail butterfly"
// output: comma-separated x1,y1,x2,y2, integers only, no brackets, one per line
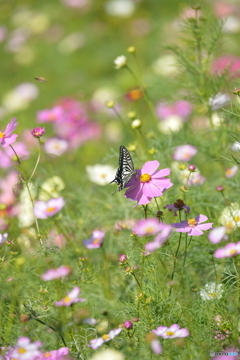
110,145,137,195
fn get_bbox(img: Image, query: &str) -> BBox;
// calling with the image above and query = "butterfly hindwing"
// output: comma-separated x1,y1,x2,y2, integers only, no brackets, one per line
110,145,136,195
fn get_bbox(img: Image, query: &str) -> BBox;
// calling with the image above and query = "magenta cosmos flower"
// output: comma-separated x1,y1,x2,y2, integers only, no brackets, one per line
89,328,122,350
0,117,18,148
171,214,213,236
133,218,164,236
214,242,240,259
41,266,71,281
31,127,45,138
145,223,172,254
83,229,105,249
38,347,69,360
173,144,197,162
34,197,65,219
152,324,189,339
55,287,86,306
125,160,173,205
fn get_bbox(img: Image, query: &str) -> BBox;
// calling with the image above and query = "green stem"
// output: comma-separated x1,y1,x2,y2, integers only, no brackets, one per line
28,138,42,182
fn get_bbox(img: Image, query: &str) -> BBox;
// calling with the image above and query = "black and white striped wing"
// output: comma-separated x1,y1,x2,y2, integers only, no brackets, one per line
110,145,136,195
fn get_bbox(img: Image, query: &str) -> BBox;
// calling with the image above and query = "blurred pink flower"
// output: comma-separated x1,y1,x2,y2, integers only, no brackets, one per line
4,142,30,164
152,324,189,339
225,165,238,178
208,227,228,244
173,144,197,162
7,337,42,360
38,347,69,360
214,242,240,258
0,117,18,147
214,2,237,18
133,218,163,236
145,223,172,254
55,287,86,306
83,230,105,249
89,328,122,350
37,106,63,123
156,100,192,120
41,266,71,281
211,55,240,78
0,233,8,245
125,160,173,205
34,197,65,219
150,338,162,354
0,171,18,206
171,215,213,236
44,138,68,156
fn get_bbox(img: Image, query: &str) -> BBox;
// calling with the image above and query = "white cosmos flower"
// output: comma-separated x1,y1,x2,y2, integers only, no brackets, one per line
90,349,125,360
105,0,135,17
44,138,68,156
18,183,37,228
86,165,117,185
219,203,240,229
114,55,127,69
200,282,224,301
209,92,230,111
232,141,240,152
158,115,183,134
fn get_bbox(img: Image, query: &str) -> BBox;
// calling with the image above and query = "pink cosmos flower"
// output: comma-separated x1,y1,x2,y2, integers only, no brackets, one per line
55,287,86,306
164,199,190,216
156,100,192,120
214,242,240,258
38,347,69,360
173,145,197,162
171,215,213,236
225,165,238,178
0,117,18,147
31,127,45,138
4,142,30,163
83,230,105,249
133,218,164,236
152,324,189,339
0,171,18,206
145,223,172,254
89,328,122,350
7,337,42,360
34,197,65,219
41,266,71,281
150,338,162,354
211,55,240,78
125,160,173,205
208,227,229,244
37,106,63,123
0,233,8,245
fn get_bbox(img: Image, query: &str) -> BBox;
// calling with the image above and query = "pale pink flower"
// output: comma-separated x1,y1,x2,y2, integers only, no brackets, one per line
41,266,71,281
173,145,197,162
44,138,68,156
211,55,240,78
55,287,86,306
37,106,63,123
0,233,8,245
133,218,164,236
150,338,162,354
125,160,173,205
89,328,122,350
38,347,69,360
34,197,65,219
156,100,192,120
208,227,229,244
225,165,238,178
7,337,42,360
83,230,105,249
145,223,172,254
4,142,30,162
152,324,189,339
214,242,240,258
171,215,213,236
0,171,18,206
0,117,18,147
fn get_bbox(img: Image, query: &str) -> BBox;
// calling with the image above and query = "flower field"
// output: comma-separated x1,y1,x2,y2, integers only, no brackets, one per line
1,0,240,359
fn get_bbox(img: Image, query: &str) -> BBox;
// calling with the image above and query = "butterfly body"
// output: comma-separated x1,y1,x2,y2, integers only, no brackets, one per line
110,145,136,195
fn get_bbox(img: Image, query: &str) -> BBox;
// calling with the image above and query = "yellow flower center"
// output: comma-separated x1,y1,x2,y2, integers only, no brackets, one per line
63,295,71,303
43,352,52,358
46,207,56,213
188,218,197,226
166,331,175,336
233,216,240,222
93,238,101,244
229,249,237,255
226,169,232,175
102,334,110,341
0,132,5,138
225,222,234,233
208,292,217,297
100,174,106,178
146,227,154,234
17,348,27,354
140,173,151,183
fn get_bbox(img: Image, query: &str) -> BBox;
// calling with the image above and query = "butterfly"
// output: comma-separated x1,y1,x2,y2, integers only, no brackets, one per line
110,145,137,195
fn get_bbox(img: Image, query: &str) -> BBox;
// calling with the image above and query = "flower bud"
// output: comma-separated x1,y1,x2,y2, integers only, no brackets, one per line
124,321,133,330
216,185,224,192
114,55,127,69
131,119,142,129
127,111,137,119
127,46,136,53
106,100,115,108
119,254,128,263
31,127,45,138
188,164,196,172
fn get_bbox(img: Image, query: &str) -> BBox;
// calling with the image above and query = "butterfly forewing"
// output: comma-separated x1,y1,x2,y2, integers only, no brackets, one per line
110,145,136,194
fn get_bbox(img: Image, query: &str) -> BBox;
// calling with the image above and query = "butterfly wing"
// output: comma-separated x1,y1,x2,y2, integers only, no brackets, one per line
110,146,136,195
